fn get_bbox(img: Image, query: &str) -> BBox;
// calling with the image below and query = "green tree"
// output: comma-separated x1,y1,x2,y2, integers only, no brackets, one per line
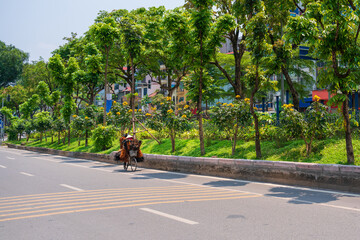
206,0,258,98
0,106,14,126
141,7,193,98
281,98,330,157
188,0,214,156
108,100,132,135
0,41,28,87
36,81,51,111
53,117,66,144
146,95,193,152
19,94,40,119
82,105,97,147
92,125,117,151
33,111,52,142
89,16,119,125
285,0,360,164
12,118,26,141
20,59,56,92
76,42,104,105
211,97,252,155
262,0,315,109
118,12,143,137
246,8,271,159
24,119,34,142
48,54,79,145
0,85,28,116
71,115,85,146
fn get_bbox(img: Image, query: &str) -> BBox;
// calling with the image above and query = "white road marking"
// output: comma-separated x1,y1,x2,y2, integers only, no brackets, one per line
60,184,84,191
6,156,15,160
20,172,34,177
140,208,199,225
0,165,6,168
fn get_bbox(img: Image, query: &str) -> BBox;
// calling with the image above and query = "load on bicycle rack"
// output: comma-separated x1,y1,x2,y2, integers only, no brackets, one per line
114,134,144,172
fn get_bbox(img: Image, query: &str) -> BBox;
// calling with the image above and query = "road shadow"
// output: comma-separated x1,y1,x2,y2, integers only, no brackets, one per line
21,152,43,157
203,180,248,187
91,164,117,168
132,172,187,180
131,176,152,180
52,156,72,160
265,187,347,204
227,214,246,220
60,160,91,164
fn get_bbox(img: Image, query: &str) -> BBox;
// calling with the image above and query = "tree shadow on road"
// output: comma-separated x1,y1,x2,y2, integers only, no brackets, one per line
265,187,350,204
21,152,43,157
132,172,187,180
60,160,91,163
203,180,248,187
91,164,118,168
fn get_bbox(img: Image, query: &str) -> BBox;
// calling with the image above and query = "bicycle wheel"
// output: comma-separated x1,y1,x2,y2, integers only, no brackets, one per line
129,156,137,172
123,162,128,171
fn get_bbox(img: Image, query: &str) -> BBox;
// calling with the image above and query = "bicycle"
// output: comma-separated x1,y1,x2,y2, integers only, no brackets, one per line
123,150,137,172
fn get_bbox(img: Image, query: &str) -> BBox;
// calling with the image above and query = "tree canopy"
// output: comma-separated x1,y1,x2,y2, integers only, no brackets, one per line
0,41,29,87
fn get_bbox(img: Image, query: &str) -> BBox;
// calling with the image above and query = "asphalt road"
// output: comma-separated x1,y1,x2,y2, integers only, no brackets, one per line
0,146,359,240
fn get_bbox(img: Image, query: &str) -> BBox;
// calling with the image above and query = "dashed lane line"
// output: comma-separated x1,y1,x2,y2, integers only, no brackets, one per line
19,172,34,177
140,208,199,225
0,165,6,168
59,184,84,191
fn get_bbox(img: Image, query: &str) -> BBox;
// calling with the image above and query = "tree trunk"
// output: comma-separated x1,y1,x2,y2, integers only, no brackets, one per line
253,114,261,158
282,66,300,110
305,140,312,157
63,131,66,145
342,98,355,164
250,68,261,159
58,131,60,144
170,130,175,153
78,135,80,146
232,126,238,156
85,130,88,147
230,32,246,97
68,129,71,146
40,132,43,143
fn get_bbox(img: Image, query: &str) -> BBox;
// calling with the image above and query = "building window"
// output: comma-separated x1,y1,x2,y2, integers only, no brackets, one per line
143,88,148,96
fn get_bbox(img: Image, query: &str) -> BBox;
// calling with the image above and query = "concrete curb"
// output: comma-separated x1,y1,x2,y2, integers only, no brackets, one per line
6,144,360,193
